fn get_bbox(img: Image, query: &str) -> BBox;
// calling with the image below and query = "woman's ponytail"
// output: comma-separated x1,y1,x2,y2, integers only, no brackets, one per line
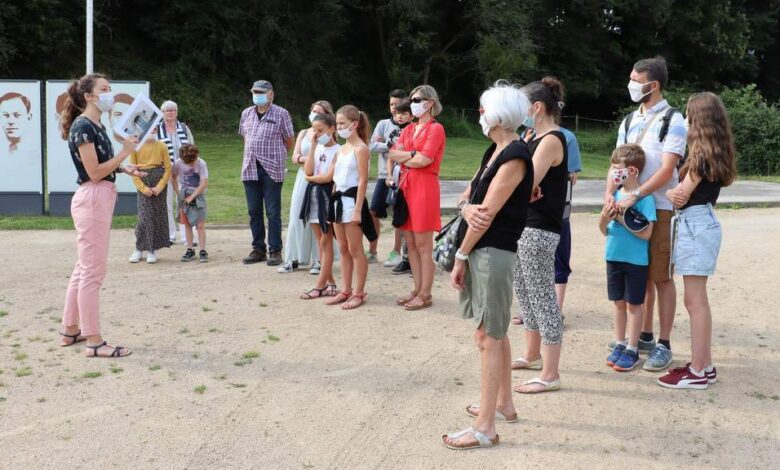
59,73,107,140
356,110,371,145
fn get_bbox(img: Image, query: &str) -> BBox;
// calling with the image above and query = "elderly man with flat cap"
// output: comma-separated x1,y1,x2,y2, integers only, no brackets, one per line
239,80,295,266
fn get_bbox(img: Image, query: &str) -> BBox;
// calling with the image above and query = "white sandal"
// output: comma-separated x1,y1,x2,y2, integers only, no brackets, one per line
514,377,561,394
441,426,499,450
465,404,519,423
511,356,542,370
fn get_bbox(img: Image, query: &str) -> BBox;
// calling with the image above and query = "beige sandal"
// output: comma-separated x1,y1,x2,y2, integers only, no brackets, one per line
511,356,542,370
442,427,499,450
513,377,561,394
405,294,433,311
465,404,518,423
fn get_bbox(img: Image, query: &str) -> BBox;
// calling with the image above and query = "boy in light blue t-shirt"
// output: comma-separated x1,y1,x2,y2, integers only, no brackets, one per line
599,144,656,372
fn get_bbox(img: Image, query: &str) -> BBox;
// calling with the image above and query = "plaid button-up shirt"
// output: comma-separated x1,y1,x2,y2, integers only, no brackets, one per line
239,104,294,182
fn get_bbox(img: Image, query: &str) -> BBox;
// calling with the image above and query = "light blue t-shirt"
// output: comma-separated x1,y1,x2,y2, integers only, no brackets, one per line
559,127,582,173
605,190,657,266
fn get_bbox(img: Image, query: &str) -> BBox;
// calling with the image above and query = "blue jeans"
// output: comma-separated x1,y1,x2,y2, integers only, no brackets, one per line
243,165,283,253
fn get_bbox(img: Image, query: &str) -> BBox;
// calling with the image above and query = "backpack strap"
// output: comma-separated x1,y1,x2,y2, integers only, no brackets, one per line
658,107,682,142
622,112,634,145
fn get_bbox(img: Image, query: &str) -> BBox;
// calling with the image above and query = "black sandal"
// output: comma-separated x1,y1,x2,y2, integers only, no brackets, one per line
300,287,327,300
60,330,86,347
85,341,131,358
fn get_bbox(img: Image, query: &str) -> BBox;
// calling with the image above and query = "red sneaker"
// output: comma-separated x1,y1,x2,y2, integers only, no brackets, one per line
658,365,709,390
668,363,717,383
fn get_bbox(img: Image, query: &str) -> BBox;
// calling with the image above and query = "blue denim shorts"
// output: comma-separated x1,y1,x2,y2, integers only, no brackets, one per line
672,204,721,276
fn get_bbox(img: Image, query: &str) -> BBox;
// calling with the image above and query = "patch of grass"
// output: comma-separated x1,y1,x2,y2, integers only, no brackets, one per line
215,374,227,380
110,365,124,374
178,328,190,334
0,310,8,318
201,306,212,312
192,352,200,359
194,385,207,394
242,351,260,360
258,302,268,307
15,367,33,377
13,352,28,361
37,397,47,403
27,336,44,343
82,371,102,379
148,364,161,371
208,328,221,333
267,334,280,343
229,383,247,388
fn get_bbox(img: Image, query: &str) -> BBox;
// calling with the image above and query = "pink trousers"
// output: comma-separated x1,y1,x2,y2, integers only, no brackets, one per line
61,180,117,336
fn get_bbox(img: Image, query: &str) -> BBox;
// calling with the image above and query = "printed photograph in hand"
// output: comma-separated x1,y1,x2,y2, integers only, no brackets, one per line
112,92,162,150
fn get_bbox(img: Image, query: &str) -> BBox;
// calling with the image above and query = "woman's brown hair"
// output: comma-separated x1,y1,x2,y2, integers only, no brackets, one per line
682,92,737,186
59,73,108,139
336,105,371,144
179,143,199,164
311,100,335,117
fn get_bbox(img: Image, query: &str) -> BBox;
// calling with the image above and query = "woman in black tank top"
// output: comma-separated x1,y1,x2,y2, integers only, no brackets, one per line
510,78,569,395
442,81,532,450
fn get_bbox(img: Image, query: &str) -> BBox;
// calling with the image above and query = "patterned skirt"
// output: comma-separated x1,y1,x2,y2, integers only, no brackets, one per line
135,166,172,252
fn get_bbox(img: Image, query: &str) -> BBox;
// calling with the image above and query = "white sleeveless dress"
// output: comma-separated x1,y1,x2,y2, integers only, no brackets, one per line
284,132,319,265
333,148,360,223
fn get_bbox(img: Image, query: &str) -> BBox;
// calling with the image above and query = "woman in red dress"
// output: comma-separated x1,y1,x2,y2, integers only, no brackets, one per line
389,85,446,310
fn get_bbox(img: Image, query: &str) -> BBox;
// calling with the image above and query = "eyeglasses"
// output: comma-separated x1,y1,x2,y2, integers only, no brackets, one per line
410,97,429,104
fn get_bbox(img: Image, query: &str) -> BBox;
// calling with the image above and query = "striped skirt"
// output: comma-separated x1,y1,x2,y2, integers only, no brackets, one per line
135,166,172,252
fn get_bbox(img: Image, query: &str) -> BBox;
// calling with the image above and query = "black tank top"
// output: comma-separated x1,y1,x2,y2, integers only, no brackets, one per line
459,140,534,253
526,130,568,234
681,161,722,209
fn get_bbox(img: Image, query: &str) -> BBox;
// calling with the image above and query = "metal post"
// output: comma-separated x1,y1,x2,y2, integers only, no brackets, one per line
86,0,94,74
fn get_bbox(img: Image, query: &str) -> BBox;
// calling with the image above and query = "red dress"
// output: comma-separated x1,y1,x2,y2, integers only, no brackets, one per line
393,120,446,232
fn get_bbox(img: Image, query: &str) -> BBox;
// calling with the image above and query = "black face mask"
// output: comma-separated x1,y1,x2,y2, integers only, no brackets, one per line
397,121,412,129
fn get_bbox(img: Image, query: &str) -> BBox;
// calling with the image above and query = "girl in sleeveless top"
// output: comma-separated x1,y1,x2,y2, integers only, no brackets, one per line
511,78,569,394
325,105,375,310
280,101,335,274
299,113,340,299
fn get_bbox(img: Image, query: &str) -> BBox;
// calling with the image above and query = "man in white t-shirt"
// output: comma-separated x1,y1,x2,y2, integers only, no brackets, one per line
605,57,687,372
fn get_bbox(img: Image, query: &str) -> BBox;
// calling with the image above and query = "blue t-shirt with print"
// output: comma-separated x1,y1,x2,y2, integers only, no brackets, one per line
605,190,657,266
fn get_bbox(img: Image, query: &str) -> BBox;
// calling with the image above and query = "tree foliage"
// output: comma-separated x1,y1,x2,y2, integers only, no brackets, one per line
0,0,777,131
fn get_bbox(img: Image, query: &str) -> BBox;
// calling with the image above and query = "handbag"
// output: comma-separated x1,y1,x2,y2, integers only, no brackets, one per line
433,215,464,272
385,183,398,206
391,187,408,228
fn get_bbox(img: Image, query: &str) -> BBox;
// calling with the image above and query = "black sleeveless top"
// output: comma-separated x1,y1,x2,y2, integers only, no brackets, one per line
526,130,568,234
681,160,721,209
459,140,534,253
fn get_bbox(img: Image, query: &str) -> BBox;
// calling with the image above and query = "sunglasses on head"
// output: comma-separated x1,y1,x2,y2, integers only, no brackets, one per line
410,97,429,104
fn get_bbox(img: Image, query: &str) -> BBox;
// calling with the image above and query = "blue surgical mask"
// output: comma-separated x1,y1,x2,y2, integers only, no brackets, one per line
317,133,331,145
253,94,268,106
523,113,535,129
309,112,319,124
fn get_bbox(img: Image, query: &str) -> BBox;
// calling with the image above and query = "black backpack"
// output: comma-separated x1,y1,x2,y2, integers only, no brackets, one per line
622,106,682,145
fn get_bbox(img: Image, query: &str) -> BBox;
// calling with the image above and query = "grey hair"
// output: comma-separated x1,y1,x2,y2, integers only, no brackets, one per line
160,100,178,112
479,80,530,131
633,57,668,90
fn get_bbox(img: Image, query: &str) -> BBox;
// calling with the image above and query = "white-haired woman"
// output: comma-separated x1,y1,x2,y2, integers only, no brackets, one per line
157,100,195,244
388,85,446,310
442,82,534,450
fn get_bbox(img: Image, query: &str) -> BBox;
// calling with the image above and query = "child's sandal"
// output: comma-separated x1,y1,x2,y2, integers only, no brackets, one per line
324,290,352,306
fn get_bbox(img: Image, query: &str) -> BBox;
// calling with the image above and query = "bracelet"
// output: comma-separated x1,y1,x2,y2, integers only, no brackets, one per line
455,250,469,261
457,201,468,212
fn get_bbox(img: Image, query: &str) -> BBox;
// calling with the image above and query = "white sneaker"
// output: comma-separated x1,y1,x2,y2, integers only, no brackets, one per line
277,261,298,273
129,250,141,263
309,261,321,275
146,251,158,264
383,250,401,267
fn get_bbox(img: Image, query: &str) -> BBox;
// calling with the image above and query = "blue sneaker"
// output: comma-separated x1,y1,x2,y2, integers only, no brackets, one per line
613,349,640,371
643,344,673,371
638,337,656,353
607,344,626,367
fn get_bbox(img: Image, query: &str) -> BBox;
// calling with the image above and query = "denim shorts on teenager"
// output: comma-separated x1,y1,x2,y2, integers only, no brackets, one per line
607,261,649,305
672,204,721,276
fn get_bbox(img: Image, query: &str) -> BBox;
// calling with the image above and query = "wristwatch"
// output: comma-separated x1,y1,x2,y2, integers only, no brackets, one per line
410,150,417,158
455,250,469,261
631,188,641,198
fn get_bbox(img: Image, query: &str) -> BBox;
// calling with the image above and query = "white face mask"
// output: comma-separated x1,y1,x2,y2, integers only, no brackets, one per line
609,167,631,185
94,92,114,112
627,80,653,103
317,133,331,145
479,115,492,138
337,125,353,139
309,112,319,124
410,101,428,118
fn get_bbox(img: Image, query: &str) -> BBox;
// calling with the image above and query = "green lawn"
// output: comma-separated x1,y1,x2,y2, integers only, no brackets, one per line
0,128,683,229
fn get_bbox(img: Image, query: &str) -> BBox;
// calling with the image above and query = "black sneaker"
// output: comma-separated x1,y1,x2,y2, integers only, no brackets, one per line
199,250,208,263
392,259,411,275
181,248,196,262
242,249,267,264
267,251,282,266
